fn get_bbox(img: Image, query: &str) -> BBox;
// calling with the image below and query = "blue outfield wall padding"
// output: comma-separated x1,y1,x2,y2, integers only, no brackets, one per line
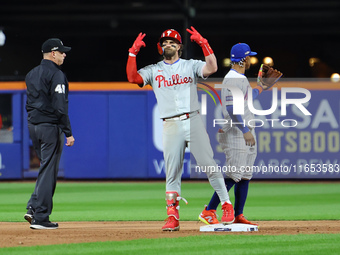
63,92,149,179
1,86,339,180
12,92,23,143
63,93,110,178
0,143,22,179
108,92,148,178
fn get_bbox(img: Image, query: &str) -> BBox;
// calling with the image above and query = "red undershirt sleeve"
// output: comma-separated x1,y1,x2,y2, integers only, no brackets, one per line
126,54,144,86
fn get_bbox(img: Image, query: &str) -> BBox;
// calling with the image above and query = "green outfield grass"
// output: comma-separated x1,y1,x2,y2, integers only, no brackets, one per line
1,234,340,255
1,181,340,254
1,181,339,221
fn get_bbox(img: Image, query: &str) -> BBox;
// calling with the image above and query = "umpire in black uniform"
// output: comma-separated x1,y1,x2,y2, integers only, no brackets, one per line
24,38,75,230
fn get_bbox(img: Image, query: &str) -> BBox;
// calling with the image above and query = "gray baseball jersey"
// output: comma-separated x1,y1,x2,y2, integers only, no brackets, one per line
138,59,205,118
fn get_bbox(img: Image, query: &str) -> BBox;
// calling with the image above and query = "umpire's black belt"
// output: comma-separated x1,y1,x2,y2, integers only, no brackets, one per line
162,110,199,121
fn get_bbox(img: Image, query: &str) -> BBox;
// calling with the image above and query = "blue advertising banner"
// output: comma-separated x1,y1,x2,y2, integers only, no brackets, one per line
202,87,340,179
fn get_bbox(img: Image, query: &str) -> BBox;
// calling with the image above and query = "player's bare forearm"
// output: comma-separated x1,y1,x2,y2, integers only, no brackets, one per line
243,131,255,146
202,53,218,77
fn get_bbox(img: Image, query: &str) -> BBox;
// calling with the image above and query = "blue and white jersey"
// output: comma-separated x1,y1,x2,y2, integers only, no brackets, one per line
138,58,205,119
221,69,255,126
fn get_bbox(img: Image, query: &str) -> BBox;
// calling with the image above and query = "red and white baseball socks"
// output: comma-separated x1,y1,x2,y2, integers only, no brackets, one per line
162,191,188,231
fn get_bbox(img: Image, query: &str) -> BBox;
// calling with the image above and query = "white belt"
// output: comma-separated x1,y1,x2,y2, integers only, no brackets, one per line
163,111,199,121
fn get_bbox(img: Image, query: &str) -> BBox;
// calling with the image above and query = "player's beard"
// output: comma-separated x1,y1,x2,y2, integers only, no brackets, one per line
163,47,176,59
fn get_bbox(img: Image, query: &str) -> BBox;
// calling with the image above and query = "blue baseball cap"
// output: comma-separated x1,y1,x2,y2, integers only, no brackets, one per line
230,43,257,62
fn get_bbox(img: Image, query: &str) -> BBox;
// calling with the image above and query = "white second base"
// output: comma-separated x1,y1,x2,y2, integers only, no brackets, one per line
200,223,258,232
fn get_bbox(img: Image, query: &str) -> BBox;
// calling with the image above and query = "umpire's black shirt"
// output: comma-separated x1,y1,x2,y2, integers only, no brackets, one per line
25,59,72,137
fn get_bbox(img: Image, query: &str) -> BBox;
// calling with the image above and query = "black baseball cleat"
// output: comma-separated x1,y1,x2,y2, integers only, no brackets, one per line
30,219,59,230
24,206,35,224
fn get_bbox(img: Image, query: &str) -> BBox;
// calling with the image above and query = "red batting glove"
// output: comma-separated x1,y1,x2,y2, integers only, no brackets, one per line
186,26,213,57
128,32,146,56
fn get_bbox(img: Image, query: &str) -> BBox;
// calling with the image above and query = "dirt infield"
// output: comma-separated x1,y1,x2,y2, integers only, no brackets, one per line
1,220,340,248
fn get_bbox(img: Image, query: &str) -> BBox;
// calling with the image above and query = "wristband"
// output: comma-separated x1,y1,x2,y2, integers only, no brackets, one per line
201,42,214,57
254,85,263,94
241,125,250,134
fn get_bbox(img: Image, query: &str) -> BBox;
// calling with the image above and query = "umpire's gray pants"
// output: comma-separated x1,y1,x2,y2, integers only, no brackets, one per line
27,123,64,222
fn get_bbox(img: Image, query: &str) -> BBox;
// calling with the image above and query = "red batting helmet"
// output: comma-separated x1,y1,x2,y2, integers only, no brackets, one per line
157,29,182,55
159,29,182,44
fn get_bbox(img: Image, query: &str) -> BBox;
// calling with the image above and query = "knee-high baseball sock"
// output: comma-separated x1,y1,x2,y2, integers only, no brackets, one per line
225,178,236,191
234,179,250,216
207,179,236,210
206,192,220,211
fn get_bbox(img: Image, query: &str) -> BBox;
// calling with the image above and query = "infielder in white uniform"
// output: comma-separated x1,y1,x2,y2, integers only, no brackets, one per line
126,27,234,231
199,43,264,226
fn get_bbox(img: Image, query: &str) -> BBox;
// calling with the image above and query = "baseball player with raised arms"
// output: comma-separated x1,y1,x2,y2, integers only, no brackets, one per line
126,27,234,231
199,43,265,226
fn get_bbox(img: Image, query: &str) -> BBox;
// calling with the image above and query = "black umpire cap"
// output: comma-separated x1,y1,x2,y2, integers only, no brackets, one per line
41,38,71,53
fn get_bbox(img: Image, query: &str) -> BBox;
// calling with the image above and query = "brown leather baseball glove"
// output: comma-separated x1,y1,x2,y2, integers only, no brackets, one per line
257,64,283,90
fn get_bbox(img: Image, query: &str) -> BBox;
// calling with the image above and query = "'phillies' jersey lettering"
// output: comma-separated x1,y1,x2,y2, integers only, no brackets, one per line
156,74,193,88
138,58,205,118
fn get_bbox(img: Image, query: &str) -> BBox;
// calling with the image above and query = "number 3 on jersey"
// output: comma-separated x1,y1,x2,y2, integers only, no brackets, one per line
55,84,65,94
